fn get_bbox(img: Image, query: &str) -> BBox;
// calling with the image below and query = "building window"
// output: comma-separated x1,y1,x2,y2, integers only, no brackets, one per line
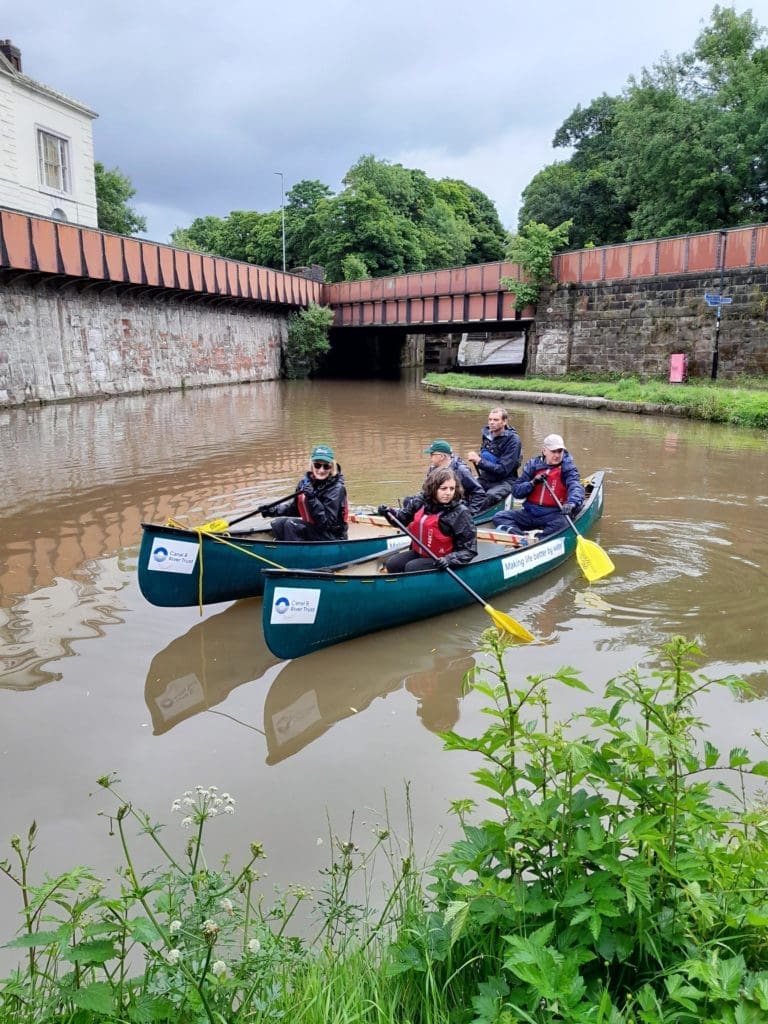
37,129,70,192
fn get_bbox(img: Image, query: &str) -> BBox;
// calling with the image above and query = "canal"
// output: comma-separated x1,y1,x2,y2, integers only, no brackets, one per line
1,375,767,953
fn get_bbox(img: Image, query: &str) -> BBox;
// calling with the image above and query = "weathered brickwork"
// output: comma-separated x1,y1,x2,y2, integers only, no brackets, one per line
532,269,768,378
0,278,286,407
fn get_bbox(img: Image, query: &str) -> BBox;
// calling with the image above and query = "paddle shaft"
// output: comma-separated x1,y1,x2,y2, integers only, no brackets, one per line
228,490,299,528
384,512,498,609
540,477,582,536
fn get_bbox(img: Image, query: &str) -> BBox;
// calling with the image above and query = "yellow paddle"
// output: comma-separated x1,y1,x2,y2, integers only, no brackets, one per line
541,479,614,583
383,511,535,644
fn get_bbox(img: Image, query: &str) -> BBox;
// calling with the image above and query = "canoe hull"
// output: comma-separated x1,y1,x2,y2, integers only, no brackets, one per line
137,499,508,608
261,473,606,659
138,525,411,607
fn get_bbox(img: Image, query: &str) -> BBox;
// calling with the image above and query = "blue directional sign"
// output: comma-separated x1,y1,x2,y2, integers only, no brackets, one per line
704,293,733,306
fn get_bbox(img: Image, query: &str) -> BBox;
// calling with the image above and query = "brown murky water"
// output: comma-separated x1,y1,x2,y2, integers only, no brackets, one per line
1,375,767,953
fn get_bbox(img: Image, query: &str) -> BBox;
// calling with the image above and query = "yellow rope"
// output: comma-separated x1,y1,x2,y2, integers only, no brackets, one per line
165,517,286,616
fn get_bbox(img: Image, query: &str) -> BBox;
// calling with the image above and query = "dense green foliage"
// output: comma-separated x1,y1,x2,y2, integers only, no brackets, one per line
94,163,147,236
502,220,572,310
396,633,768,1023
519,7,768,247
283,302,334,378
425,372,768,429
170,156,507,279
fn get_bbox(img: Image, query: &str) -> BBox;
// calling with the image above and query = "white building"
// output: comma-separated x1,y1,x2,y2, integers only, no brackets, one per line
0,39,98,227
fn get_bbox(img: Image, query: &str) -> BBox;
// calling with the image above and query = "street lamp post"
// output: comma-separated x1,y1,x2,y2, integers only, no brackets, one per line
274,171,286,272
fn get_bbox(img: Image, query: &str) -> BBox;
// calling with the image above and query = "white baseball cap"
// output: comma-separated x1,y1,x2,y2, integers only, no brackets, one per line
543,433,565,450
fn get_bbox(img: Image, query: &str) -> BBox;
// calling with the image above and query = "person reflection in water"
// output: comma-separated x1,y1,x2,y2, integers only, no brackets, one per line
405,656,475,734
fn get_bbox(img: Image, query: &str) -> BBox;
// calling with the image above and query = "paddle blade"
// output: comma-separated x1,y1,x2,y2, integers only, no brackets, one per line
575,536,615,582
197,518,230,533
482,604,536,644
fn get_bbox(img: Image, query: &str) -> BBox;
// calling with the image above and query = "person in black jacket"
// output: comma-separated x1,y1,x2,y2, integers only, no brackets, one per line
261,444,348,542
380,468,477,574
466,407,522,509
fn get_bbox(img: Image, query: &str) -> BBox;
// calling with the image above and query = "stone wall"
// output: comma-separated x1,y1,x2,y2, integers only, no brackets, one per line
532,268,768,378
0,277,286,407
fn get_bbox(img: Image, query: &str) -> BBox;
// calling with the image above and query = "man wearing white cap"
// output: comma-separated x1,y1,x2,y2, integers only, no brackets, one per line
491,433,585,538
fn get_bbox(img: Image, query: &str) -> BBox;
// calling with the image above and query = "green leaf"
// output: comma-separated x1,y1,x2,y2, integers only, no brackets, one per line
729,747,750,768
704,740,720,768
128,916,163,945
4,928,64,948
63,940,118,964
751,761,768,778
70,981,115,1013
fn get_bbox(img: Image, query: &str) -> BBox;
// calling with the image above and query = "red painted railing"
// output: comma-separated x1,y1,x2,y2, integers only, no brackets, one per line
0,208,322,307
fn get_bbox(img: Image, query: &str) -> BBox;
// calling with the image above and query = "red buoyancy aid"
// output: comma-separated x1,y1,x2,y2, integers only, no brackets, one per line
297,492,315,524
529,465,568,507
410,508,453,557
296,492,349,526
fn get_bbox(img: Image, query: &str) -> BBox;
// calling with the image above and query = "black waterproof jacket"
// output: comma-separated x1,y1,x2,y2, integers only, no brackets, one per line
275,468,348,540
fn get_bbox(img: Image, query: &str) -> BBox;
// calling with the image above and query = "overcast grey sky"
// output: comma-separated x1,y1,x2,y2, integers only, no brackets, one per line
5,1,767,243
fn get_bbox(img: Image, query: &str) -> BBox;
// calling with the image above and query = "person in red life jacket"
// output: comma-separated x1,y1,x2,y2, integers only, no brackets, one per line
381,467,478,574
263,444,348,542
466,406,522,510
491,433,585,539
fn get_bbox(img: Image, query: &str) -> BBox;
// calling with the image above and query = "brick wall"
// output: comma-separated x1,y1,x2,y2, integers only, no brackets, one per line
0,277,286,407
532,268,768,378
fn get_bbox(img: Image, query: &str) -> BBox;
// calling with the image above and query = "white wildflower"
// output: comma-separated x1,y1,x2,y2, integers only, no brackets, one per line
201,919,220,939
224,804,235,815
211,959,227,978
182,796,195,808
169,920,182,934
221,792,230,801
165,948,182,965
221,897,234,916
170,800,181,813
181,816,193,829
248,938,261,954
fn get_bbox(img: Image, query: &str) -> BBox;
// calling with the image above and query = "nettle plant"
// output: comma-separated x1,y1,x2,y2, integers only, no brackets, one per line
0,783,309,1023
389,634,768,1024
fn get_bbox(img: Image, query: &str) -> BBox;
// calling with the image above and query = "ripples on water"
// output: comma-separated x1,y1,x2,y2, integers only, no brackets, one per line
0,379,766,962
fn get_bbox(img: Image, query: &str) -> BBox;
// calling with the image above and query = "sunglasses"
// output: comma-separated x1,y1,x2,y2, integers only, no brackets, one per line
312,461,331,470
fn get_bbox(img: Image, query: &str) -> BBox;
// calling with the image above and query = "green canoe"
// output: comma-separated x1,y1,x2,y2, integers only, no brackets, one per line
137,500,508,607
261,473,607,659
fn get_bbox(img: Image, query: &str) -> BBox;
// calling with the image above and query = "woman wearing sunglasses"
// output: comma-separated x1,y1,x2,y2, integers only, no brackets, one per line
267,444,348,542
491,432,585,539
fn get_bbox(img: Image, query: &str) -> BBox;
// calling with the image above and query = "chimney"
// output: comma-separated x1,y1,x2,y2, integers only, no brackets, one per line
0,40,22,72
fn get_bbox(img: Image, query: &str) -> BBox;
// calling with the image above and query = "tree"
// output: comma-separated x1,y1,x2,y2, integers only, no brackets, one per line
94,162,147,236
519,7,768,244
340,254,369,280
283,303,334,378
503,220,572,310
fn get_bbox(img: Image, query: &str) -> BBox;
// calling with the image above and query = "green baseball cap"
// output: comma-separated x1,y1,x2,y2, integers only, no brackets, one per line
423,439,452,455
310,444,334,463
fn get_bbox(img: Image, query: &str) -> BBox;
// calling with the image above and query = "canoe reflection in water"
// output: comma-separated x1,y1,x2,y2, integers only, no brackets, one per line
144,601,475,762
144,600,281,735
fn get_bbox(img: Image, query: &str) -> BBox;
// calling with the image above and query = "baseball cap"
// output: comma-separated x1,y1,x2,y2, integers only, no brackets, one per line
423,439,452,455
543,434,565,450
310,444,334,463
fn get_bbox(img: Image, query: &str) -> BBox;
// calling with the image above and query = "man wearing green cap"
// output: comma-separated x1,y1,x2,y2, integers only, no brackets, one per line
260,443,348,541
380,439,486,518
422,439,486,514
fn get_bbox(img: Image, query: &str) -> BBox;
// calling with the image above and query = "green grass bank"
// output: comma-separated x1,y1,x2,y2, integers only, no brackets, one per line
423,372,768,429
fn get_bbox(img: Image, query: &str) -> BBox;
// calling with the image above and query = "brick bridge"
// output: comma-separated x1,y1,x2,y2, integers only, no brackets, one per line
2,208,768,405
